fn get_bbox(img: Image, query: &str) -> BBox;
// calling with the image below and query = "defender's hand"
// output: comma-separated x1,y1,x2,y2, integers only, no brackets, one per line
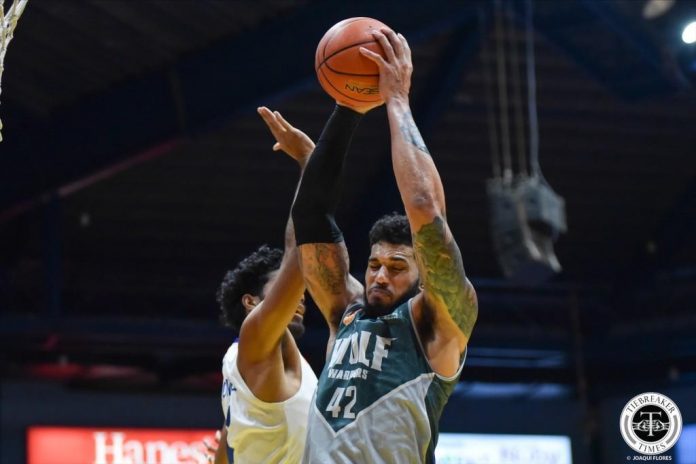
359,28,412,104
202,429,221,463
258,107,315,166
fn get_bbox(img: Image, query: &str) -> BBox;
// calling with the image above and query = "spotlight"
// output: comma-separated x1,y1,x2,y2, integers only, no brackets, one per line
682,21,696,44
642,0,675,20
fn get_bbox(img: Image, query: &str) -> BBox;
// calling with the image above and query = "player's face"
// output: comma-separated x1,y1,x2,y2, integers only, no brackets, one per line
261,270,306,339
364,242,420,310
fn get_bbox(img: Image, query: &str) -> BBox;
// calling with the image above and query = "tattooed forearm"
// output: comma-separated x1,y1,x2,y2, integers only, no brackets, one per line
309,243,349,296
398,109,430,155
413,216,478,338
298,242,359,329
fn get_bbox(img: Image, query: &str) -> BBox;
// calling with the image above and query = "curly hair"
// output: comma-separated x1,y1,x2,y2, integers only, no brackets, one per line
369,212,412,247
217,245,283,332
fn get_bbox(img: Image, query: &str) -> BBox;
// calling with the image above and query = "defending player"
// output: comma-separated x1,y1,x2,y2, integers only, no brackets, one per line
291,29,478,463
214,107,318,464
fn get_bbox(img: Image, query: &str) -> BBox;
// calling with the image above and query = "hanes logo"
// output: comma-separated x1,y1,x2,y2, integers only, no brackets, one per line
620,392,682,456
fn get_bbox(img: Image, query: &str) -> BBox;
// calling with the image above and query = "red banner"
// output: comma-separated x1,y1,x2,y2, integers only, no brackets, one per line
27,427,218,464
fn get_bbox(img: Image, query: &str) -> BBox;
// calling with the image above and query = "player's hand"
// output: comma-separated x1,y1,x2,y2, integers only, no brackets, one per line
359,28,412,105
202,429,221,463
257,107,315,167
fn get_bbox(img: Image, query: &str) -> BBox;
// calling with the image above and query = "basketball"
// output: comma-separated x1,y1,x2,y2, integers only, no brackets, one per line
315,17,392,110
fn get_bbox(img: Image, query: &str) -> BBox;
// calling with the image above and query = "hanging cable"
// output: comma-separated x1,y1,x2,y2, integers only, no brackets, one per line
507,4,528,178
525,0,543,180
480,7,502,179
494,0,513,183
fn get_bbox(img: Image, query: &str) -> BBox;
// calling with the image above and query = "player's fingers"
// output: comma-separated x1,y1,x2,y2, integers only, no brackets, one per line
257,106,278,128
273,142,282,151
359,47,386,67
202,439,216,453
257,106,275,123
383,28,403,58
258,107,286,141
397,33,411,61
274,111,293,131
370,29,395,63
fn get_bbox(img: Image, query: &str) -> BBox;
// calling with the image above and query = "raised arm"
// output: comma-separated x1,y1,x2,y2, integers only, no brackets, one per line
361,30,478,372
235,107,313,398
291,106,364,339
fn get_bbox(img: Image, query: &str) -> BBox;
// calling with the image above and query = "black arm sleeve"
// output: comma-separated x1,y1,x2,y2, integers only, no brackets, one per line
292,105,362,245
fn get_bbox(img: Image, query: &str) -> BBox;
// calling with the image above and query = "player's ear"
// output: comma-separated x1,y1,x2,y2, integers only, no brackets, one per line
242,294,260,312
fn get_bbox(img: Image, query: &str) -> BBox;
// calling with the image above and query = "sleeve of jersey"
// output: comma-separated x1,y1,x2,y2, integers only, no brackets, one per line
222,357,288,452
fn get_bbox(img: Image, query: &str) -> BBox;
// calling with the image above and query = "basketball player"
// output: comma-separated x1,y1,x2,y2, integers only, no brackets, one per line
213,107,318,464
291,29,478,463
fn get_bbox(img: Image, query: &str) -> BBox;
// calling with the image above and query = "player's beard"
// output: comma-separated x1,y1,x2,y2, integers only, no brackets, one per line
363,280,420,317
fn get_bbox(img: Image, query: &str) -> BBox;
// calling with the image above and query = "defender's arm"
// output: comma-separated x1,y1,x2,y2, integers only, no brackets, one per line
236,108,311,397
291,106,365,337
213,427,228,464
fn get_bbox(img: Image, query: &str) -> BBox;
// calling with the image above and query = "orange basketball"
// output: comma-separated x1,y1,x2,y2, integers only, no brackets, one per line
315,17,392,110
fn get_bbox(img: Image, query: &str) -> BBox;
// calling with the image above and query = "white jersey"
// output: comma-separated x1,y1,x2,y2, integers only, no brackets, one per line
221,341,317,464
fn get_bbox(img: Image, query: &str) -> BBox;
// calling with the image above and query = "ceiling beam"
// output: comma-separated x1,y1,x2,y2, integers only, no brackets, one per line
0,0,482,217
520,0,682,99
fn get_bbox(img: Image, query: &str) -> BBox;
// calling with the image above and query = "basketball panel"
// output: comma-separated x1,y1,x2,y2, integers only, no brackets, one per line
323,42,382,75
321,18,389,58
317,64,382,105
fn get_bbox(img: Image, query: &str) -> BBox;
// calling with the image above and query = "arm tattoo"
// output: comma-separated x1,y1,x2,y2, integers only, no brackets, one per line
413,216,478,338
310,243,348,295
398,109,430,155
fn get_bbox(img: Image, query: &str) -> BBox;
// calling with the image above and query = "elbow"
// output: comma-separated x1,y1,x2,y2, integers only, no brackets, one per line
469,303,479,328
409,192,436,209
404,192,443,220
463,281,479,334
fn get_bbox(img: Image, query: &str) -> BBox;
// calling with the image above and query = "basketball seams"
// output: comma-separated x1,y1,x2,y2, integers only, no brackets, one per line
315,17,388,107
322,45,380,77
317,17,366,66
317,39,380,70
317,65,376,103
317,65,379,103
325,67,379,77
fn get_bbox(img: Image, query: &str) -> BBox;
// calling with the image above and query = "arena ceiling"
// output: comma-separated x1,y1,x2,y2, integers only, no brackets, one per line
0,0,694,397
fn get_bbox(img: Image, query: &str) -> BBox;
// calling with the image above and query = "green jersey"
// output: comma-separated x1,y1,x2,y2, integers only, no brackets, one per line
302,299,465,463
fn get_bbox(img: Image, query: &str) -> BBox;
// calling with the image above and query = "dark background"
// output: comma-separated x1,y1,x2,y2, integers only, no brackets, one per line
0,1,695,463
